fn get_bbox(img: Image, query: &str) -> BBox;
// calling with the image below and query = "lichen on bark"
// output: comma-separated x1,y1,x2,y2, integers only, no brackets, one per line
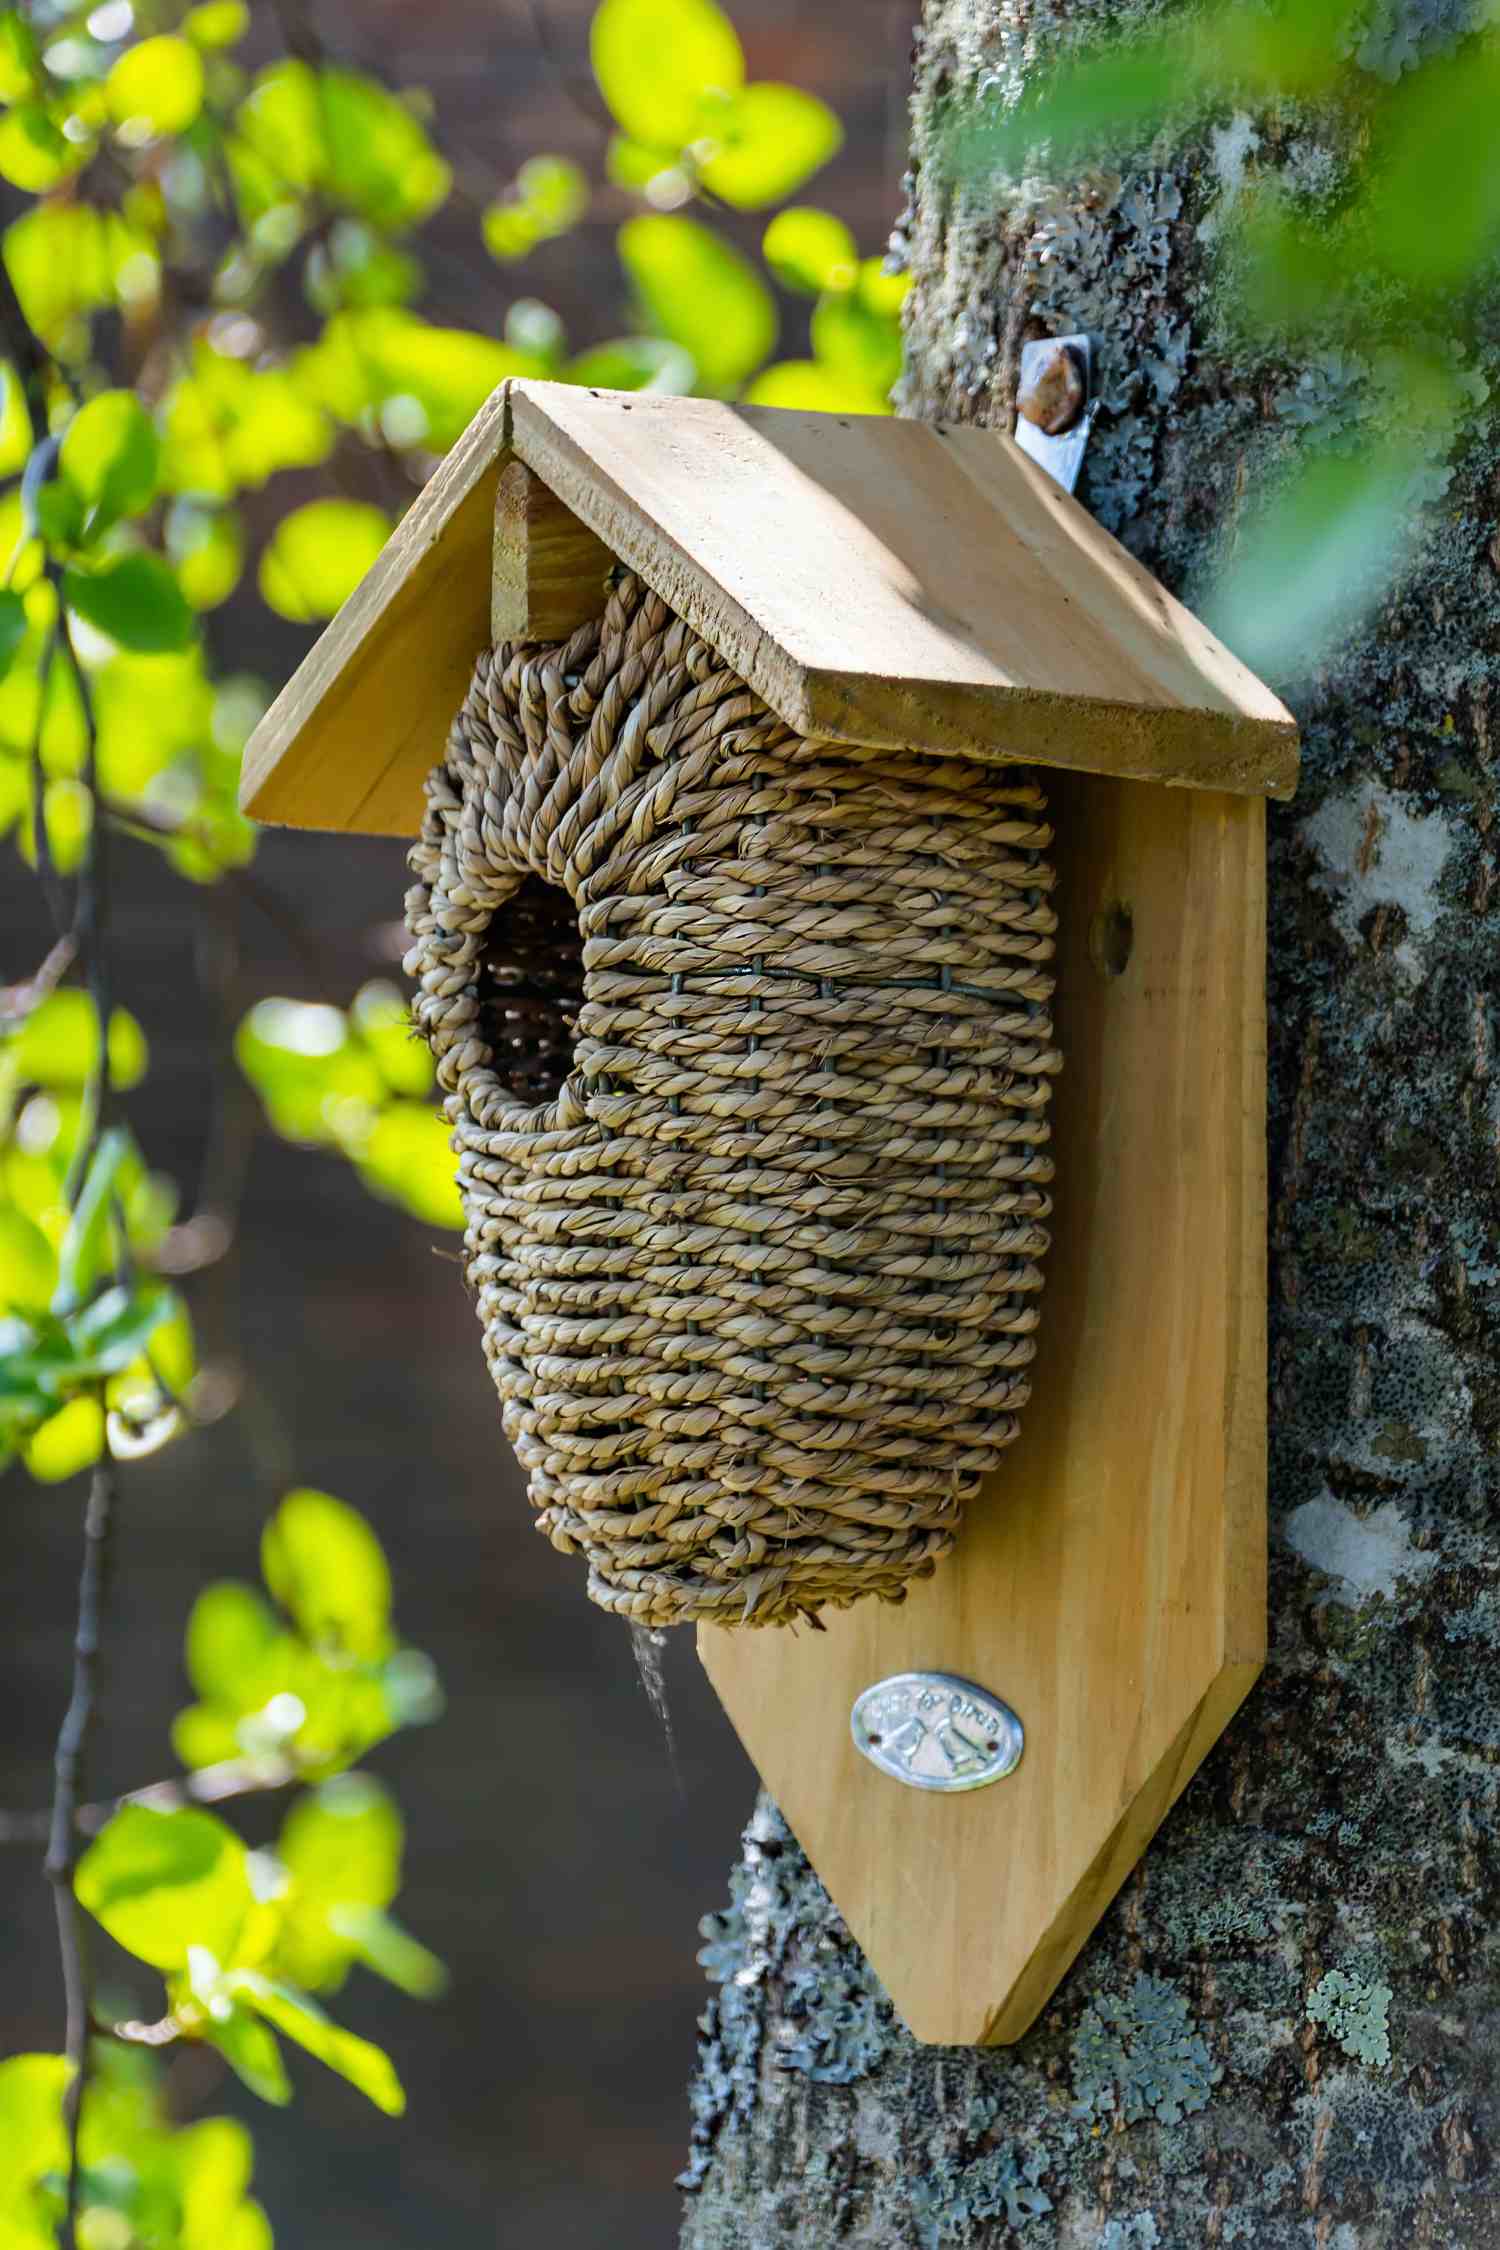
681,1,1500,2241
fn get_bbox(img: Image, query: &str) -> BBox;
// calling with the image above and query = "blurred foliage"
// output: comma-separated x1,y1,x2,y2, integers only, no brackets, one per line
0,0,895,2231
945,0,1498,673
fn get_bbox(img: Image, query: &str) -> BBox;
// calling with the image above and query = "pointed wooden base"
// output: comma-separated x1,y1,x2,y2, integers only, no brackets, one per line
699,773,1266,2047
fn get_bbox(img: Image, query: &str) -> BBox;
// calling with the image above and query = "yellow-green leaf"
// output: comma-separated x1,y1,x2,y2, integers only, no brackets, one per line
229,1974,405,2114
761,207,858,296
63,553,196,653
10,990,149,1091
107,35,205,142
166,501,244,610
0,1209,56,1314
257,499,390,623
743,360,892,414
22,1394,105,1483
183,1,250,47
698,83,843,210
262,1488,392,1661
355,1101,463,1229
591,0,743,149
76,1804,252,1971
0,103,87,192
60,389,161,531
618,214,775,396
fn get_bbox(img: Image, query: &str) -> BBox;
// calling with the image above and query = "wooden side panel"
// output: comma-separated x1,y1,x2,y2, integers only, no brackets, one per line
492,460,613,644
699,776,1267,2046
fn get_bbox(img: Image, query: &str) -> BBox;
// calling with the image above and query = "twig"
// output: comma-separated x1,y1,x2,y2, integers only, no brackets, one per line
0,1754,300,1848
45,1456,117,2250
268,0,325,67
0,931,77,1030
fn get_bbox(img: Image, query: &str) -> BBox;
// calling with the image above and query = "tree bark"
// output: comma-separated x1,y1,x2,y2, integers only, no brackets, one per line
679,1,1500,2242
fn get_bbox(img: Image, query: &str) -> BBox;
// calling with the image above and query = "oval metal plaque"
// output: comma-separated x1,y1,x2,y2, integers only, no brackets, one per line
850,1671,1024,1794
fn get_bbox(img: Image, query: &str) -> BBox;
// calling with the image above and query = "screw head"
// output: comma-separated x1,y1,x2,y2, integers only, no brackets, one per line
1017,341,1088,437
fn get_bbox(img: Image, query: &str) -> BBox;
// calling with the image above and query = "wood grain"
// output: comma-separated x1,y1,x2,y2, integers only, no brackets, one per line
492,459,612,644
699,775,1267,2046
239,384,510,836
508,384,1298,794
240,380,1297,835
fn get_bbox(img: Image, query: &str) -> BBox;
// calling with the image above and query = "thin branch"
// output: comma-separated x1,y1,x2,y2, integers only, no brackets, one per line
45,1455,117,2250
0,930,77,1031
0,1753,300,1849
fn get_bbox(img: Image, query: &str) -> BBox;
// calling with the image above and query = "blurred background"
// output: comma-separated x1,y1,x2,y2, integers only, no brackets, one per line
1,3,911,2244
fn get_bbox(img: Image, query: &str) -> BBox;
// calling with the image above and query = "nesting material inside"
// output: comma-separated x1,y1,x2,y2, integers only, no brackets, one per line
405,571,1061,1629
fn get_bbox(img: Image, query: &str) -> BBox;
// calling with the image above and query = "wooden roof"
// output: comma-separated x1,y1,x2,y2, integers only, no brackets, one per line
240,379,1297,836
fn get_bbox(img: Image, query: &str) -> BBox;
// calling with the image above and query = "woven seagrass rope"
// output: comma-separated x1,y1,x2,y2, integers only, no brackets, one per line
404,569,1061,1628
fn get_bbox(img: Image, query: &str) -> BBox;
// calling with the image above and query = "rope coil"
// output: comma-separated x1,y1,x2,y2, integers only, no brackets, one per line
404,571,1061,1627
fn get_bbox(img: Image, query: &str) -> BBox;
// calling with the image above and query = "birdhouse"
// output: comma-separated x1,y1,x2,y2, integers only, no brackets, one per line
241,378,1296,2045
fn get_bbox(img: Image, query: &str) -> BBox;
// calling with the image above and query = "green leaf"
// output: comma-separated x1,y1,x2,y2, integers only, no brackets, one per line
9,991,149,1093
201,2007,291,2107
278,1773,402,1910
63,554,196,654
0,2054,71,2206
184,1,250,47
2,204,118,352
0,363,33,477
698,84,843,209
351,981,434,1096
234,63,450,234
857,258,910,319
482,156,588,262
39,777,91,877
743,360,892,414
257,499,390,624
165,502,244,610
54,1126,133,1310
1203,430,1431,681
332,1905,448,1998
563,337,694,394
21,1393,103,1480
159,344,333,500
170,1703,244,1771
235,996,383,1146
0,10,42,104
184,1582,284,1710
172,2116,255,2240
810,289,902,396
355,1101,463,1229
0,102,87,193
618,215,775,396
591,0,743,148
107,35,206,142
262,1488,393,1660
320,68,452,232
0,1209,56,1315
604,135,684,194
76,1806,254,1972
0,588,28,682
228,1975,405,2114
60,391,161,533
297,310,538,451
65,1280,171,1375
761,207,858,296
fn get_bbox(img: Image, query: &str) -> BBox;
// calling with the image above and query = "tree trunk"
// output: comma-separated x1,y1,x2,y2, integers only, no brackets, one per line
679,2,1500,2242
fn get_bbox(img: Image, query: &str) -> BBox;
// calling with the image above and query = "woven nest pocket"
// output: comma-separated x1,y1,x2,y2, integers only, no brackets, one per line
404,572,1061,1628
